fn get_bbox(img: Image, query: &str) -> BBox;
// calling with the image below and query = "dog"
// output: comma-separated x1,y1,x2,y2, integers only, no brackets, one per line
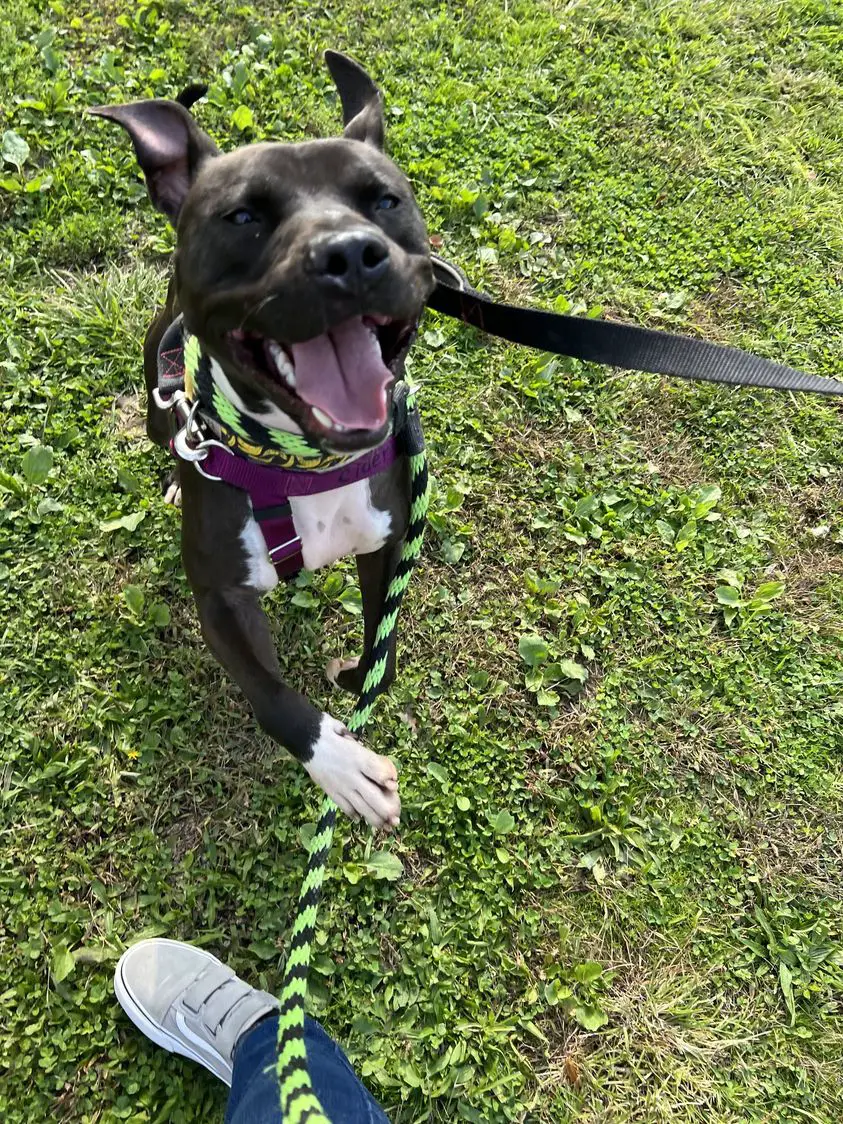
91,52,435,829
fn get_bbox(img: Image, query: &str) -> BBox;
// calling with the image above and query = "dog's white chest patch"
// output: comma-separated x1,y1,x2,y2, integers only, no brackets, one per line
240,504,280,593
238,480,391,593
291,480,392,571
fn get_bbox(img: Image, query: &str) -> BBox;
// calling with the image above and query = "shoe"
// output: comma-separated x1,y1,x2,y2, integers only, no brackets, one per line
114,937,279,1085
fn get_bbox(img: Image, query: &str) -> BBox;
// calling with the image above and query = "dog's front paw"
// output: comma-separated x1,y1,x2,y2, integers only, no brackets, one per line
162,469,182,507
325,656,361,692
163,482,182,507
305,714,400,829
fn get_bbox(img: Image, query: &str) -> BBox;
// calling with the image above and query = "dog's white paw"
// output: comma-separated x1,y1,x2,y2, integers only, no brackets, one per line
164,483,182,507
325,656,359,687
305,714,400,829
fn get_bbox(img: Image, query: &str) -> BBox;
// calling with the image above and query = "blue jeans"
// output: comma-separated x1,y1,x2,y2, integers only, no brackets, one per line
224,1015,390,1123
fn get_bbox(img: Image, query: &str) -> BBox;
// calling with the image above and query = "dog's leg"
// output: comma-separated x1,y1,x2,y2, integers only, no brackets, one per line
196,585,400,828
327,539,404,695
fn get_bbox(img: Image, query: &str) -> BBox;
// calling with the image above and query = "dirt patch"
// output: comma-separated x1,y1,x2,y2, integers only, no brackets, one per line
110,391,145,438
735,803,843,898
686,280,758,347
620,385,706,489
166,815,206,863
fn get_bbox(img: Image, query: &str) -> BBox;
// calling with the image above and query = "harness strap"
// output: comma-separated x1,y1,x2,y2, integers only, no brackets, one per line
199,437,399,580
253,502,304,578
198,435,398,501
427,257,843,399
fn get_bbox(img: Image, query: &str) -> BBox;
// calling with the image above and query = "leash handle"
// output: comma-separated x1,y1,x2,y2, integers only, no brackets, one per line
427,258,843,399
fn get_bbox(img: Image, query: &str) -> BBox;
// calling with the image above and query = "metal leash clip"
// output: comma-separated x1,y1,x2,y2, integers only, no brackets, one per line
153,388,213,463
172,398,212,463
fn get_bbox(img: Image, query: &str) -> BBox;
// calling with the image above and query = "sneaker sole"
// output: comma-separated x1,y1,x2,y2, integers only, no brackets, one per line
113,939,233,1086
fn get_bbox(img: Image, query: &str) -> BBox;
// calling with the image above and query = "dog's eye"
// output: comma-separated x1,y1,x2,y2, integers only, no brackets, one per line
375,194,400,211
225,208,256,226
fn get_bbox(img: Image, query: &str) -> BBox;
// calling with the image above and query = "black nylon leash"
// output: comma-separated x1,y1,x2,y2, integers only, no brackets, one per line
427,258,843,399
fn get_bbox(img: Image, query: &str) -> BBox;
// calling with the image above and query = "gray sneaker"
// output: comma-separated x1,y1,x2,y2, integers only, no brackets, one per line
114,938,279,1086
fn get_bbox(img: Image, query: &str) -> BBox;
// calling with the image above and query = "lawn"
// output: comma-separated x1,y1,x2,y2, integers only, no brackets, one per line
2,0,843,1121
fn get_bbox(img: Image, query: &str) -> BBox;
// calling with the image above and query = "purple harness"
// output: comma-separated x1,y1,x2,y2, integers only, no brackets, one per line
191,439,398,579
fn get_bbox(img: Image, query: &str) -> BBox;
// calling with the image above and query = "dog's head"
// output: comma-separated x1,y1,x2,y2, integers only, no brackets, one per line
91,53,433,452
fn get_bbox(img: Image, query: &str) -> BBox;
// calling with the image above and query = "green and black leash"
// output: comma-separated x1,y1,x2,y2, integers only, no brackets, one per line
273,392,430,1124
174,334,428,1121
263,258,843,1120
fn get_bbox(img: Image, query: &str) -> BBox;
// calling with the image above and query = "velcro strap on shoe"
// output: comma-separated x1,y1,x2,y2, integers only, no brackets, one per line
182,963,234,1013
202,977,255,1033
216,987,279,1041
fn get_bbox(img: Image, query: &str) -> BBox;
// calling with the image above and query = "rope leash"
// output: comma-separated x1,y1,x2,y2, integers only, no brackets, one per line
266,252,843,1114
171,331,427,1118
173,339,428,1119
274,419,430,1124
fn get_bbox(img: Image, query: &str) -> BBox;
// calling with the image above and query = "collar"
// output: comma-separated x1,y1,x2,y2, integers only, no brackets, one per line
158,318,361,471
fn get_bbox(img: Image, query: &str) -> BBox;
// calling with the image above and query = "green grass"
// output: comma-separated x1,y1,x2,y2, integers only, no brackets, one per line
2,1,843,1121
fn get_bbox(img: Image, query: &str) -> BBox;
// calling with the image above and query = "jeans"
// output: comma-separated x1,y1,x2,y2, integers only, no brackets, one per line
224,1015,390,1123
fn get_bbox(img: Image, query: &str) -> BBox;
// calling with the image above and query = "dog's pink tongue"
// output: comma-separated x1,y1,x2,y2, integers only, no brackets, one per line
290,318,391,430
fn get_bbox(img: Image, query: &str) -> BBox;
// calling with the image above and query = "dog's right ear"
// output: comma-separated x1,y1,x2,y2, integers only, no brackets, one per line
89,99,219,224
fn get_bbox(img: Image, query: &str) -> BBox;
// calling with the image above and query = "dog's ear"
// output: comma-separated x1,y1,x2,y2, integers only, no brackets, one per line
89,99,219,224
175,83,209,110
324,51,385,150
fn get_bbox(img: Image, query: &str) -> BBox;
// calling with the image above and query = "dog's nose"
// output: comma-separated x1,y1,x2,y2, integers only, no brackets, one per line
308,230,390,291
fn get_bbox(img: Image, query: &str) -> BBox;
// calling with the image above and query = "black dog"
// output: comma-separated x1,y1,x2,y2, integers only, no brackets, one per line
92,53,434,828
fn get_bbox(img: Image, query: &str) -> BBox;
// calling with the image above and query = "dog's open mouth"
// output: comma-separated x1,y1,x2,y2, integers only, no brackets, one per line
227,315,415,444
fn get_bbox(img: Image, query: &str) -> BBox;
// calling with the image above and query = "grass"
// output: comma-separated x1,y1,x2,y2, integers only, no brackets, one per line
1,0,843,1120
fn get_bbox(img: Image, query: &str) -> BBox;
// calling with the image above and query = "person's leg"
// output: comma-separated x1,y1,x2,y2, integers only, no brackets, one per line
225,1014,389,1124
114,938,390,1123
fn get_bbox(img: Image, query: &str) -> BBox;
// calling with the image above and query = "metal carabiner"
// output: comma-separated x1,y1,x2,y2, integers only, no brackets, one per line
154,387,191,419
192,438,235,481
172,423,209,462
171,399,209,461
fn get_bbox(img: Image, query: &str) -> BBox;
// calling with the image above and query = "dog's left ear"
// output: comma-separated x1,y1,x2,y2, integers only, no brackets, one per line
324,50,385,150
175,83,209,110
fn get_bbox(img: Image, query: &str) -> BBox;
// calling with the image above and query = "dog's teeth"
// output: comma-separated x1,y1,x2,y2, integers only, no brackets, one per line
311,407,334,428
267,340,296,388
